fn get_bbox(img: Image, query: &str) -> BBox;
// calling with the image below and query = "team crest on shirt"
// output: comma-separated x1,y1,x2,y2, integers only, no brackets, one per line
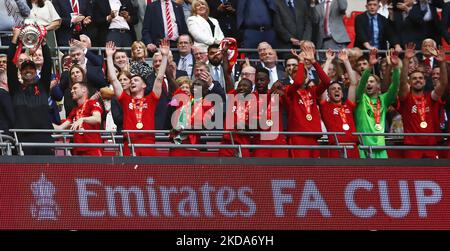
333,107,351,115
128,102,148,110
411,105,430,114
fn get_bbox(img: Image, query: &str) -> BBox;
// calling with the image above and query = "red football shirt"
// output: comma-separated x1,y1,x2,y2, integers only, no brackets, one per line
67,99,103,152
319,99,358,144
119,91,159,144
398,92,444,145
284,62,330,134
254,93,286,145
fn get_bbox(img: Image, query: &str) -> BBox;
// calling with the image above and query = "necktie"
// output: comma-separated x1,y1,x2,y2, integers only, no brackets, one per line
165,0,174,39
370,16,375,46
288,0,296,18
424,57,431,69
324,0,331,36
71,0,79,13
180,57,187,72
5,0,24,27
214,66,220,82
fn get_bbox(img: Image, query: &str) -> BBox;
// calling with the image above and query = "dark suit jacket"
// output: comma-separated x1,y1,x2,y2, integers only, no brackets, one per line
354,12,398,50
441,2,450,44
142,0,188,46
273,0,312,48
208,0,238,39
392,9,420,47
236,0,277,30
53,0,92,46
408,1,443,48
92,0,138,47
173,52,195,78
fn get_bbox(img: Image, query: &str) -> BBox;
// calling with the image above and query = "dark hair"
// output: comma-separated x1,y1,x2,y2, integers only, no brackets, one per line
207,44,220,53
27,0,45,8
356,55,369,63
408,69,425,77
130,74,146,83
327,80,344,91
284,54,299,65
72,81,88,89
113,49,128,60
366,0,379,4
256,67,270,77
69,65,87,86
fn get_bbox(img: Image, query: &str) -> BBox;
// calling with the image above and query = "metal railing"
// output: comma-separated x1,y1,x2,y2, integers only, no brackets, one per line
122,130,349,157
2,129,450,158
354,132,450,159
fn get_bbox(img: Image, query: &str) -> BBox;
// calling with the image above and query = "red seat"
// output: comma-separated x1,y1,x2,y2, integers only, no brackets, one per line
345,11,363,48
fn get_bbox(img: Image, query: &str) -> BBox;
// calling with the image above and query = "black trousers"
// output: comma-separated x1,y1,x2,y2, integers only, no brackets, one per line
106,29,133,47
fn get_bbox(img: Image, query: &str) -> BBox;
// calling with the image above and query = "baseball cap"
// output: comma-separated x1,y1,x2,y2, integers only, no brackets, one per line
20,60,37,71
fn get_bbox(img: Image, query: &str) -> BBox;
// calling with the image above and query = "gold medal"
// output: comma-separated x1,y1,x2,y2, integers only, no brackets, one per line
342,124,350,131
420,121,428,129
136,122,144,129
306,114,312,121
374,124,382,131
266,119,273,127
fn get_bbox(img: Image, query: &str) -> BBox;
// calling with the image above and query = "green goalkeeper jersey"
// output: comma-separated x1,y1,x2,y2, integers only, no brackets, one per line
355,68,400,158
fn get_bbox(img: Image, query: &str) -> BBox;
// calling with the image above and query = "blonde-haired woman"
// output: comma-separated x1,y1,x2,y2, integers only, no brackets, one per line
129,41,152,80
187,0,224,52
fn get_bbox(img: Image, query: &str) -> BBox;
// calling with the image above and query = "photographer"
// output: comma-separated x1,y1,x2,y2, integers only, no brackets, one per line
93,0,138,47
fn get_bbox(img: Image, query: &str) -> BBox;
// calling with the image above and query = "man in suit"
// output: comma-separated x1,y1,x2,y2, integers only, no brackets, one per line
207,44,228,90
0,0,30,48
92,0,138,47
237,0,277,50
391,0,418,47
311,0,350,49
173,34,195,78
53,0,93,46
274,0,313,49
260,48,287,89
142,0,188,52
208,0,238,39
354,0,402,52
408,0,444,49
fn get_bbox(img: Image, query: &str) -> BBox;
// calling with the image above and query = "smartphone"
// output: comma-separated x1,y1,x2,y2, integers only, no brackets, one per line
63,57,72,69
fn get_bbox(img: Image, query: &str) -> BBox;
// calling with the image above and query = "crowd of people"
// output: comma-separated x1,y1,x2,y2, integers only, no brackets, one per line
0,0,450,159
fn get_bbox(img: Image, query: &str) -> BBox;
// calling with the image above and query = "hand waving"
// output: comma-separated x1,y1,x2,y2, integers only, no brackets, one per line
159,38,170,56
105,41,116,57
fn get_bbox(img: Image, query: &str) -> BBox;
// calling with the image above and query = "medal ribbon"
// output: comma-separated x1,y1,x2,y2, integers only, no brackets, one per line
337,104,348,126
131,98,145,125
412,95,427,123
298,89,312,117
369,97,381,125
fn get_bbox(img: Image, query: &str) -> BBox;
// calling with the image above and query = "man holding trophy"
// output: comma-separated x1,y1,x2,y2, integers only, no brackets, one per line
7,25,54,155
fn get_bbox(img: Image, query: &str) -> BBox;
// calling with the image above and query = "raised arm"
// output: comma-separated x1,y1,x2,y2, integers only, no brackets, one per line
431,46,448,101
105,41,123,98
152,39,170,98
285,49,305,97
356,48,377,103
385,49,402,106
339,50,357,103
322,49,335,79
399,43,415,101
39,43,52,93
220,43,234,93
302,46,331,95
